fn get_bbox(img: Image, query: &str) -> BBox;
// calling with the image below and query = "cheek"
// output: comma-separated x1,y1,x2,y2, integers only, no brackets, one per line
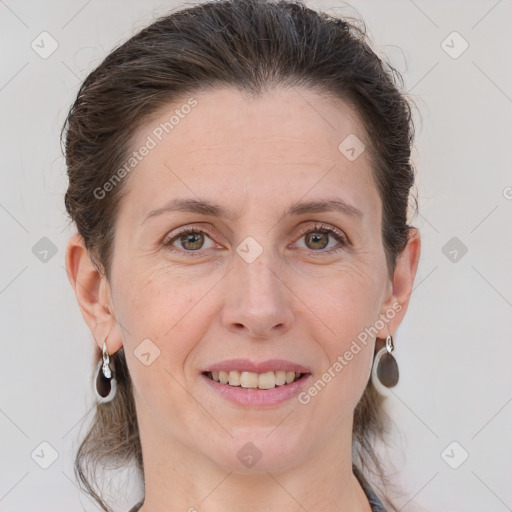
291,260,381,400
113,263,198,350
113,260,229,370
118,260,198,321
294,258,384,343
114,265,216,412
306,344,373,432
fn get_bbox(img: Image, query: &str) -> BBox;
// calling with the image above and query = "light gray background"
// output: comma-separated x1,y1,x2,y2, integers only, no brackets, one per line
1,0,511,511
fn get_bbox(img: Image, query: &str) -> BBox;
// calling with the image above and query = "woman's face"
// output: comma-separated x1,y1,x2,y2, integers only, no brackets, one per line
100,87,413,472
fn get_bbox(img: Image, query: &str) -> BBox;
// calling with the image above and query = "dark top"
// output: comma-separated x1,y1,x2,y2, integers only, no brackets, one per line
127,464,387,512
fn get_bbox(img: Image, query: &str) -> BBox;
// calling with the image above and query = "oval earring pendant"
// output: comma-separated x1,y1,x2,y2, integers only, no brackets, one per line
94,356,118,403
371,335,399,390
96,364,112,398
376,350,399,387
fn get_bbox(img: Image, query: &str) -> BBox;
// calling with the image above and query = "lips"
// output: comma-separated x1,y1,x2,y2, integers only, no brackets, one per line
201,370,312,406
200,358,312,404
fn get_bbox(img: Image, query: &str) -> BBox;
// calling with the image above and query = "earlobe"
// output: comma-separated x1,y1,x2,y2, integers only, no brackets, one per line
65,234,123,353
376,227,421,337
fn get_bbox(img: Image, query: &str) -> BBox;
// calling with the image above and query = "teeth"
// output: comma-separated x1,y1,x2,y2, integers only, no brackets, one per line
207,370,303,389
285,371,296,384
228,371,241,386
257,371,276,390
275,370,286,386
240,371,258,388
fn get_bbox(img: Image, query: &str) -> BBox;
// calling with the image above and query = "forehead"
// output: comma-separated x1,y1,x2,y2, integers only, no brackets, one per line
118,86,380,224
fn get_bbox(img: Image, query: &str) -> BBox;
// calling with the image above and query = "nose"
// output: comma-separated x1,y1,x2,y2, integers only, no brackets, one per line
221,252,294,339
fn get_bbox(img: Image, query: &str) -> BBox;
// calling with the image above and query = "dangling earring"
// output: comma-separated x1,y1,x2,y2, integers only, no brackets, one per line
371,334,399,392
94,339,117,403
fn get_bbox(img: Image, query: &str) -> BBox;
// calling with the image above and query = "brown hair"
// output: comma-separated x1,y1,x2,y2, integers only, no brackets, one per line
62,0,417,510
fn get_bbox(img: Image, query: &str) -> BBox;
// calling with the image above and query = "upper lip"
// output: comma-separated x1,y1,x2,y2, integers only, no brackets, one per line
202,359,311,374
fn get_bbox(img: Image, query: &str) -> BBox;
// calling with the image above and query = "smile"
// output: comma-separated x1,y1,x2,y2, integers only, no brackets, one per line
201,370,312,407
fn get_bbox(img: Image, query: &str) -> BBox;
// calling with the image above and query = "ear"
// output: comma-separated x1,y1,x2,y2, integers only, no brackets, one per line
65,233,123,354
376,227,421,339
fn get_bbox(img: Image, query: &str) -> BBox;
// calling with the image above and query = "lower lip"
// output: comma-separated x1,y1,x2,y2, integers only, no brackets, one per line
201,373,312,407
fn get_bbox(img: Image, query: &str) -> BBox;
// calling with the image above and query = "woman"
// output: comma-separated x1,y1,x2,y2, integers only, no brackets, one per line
63,0,421,511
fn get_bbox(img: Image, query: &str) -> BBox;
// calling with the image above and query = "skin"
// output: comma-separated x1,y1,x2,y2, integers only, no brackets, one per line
66,87,421,512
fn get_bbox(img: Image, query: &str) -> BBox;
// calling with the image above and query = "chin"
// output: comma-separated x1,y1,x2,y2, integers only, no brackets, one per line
204,433,307,474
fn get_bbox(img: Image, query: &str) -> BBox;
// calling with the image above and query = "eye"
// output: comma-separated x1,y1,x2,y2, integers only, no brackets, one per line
162,222,348,257
295,223,348,253
162,227,219,254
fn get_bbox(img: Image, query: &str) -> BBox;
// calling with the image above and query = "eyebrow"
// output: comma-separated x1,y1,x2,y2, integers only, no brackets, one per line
142,197,363,225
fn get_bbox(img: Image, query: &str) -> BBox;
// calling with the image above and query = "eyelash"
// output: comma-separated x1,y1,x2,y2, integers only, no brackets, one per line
161,223,348,256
